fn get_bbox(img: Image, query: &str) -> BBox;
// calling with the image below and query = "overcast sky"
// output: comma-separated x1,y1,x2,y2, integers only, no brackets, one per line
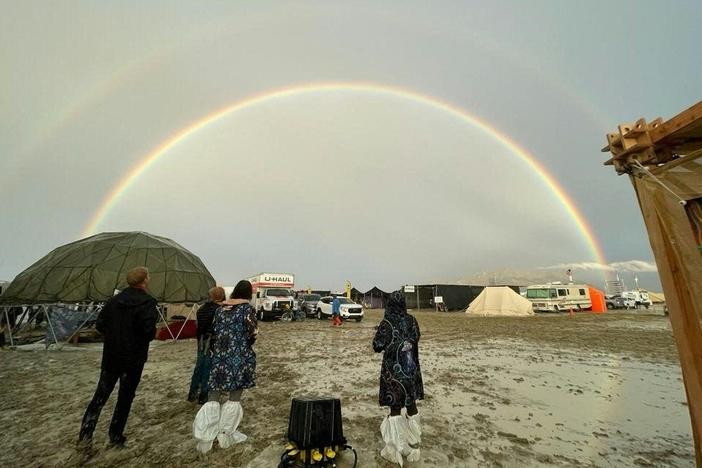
1,1,700,291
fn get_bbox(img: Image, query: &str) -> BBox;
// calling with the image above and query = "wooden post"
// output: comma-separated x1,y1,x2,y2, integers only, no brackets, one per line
631,175,702,466
602,103,702,465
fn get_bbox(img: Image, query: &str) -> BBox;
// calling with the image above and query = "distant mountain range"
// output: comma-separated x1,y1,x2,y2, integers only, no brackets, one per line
448,267,662,291
452,268,564,287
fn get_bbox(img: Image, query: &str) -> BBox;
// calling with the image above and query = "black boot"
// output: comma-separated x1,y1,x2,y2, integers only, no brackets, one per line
109,434,127,448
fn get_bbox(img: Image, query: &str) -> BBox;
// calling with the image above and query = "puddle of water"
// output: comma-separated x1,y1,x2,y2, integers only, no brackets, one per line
430,340,693,466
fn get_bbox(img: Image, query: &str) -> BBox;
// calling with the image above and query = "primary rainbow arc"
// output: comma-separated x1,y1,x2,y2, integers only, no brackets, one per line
81,81,607,266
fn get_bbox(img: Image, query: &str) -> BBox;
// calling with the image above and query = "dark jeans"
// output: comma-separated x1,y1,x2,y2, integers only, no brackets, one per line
390,402,418,416
188,337,211,399
79,364,144,442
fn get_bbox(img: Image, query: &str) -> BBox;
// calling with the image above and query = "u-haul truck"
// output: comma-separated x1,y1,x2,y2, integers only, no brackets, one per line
526,283,592,312
247,273,296,321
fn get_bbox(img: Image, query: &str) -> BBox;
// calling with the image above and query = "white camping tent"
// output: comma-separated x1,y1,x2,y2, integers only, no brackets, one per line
465,286,534,316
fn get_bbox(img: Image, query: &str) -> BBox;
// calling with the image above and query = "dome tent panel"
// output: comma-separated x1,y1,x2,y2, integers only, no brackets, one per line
1,231,215,304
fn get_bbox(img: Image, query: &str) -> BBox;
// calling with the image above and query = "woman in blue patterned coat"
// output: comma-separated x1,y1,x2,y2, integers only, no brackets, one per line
373,290,424,465
193,280,257,453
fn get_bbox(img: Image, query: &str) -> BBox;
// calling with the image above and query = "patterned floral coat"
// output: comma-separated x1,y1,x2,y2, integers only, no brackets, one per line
372,291,424,408
208,302,257,392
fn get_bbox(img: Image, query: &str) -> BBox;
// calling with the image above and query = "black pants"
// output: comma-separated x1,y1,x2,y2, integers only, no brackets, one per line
390,402,418,416
79,364,144,442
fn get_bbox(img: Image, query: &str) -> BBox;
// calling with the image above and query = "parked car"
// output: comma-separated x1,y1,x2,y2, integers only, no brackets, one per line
297,294,322,316
316,296,364,322
605,296,636,310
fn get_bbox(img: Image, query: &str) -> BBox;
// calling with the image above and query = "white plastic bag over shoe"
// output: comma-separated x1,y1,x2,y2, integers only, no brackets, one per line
380,415,406,466
405,413,421,444
403,413,421,462
218,401,247,448
193,401,221,454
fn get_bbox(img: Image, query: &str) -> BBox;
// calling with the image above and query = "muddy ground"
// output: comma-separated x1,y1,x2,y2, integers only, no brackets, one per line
0,310,693,467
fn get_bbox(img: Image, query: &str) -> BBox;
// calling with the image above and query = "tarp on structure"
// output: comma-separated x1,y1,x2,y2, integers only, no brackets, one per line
1,231,215,304
45,304,95,341
648,291,666,303
363,286,390,309
405,284,481,311
465,286,534,316
350,288,364,303
588,287,607,313
404,284,520,311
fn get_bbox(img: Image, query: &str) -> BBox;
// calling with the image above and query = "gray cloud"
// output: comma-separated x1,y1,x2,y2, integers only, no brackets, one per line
2,1,699,291
543,261,658,273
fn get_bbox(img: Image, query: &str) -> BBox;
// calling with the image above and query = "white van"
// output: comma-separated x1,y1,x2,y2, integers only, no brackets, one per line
525,283,592,312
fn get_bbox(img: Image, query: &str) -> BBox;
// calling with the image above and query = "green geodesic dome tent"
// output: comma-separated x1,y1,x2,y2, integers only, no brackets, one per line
1,232,215,304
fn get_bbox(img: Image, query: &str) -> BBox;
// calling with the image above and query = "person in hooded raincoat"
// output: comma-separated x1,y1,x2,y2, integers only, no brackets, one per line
372,290,424,465
192,280,257,453
78,267,158,448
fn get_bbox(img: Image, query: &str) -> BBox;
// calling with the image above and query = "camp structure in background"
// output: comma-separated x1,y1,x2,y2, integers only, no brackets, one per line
465,286,534,317
1,231,215,348
361,286,390,309
588,286,607,313
350,287,364,304
602,100,702,464
403,284,521,311
648,291,666,304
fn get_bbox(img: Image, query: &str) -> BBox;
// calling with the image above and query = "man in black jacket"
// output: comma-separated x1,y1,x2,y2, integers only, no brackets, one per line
78,266,158,447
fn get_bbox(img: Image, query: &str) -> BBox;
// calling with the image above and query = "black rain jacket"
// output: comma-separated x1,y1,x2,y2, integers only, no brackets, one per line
96,287,158,371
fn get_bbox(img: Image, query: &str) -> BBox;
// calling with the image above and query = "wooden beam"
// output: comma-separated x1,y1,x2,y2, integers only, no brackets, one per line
651,101,702,144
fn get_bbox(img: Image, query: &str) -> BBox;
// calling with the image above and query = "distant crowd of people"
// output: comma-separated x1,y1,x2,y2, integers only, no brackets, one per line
75,266,424,466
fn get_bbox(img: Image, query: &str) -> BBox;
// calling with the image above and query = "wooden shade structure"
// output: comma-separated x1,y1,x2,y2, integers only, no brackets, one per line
603,101,702,465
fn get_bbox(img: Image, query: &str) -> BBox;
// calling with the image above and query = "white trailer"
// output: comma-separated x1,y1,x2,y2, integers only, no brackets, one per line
621,289,653,308
246,273,296,321
525,283,592,312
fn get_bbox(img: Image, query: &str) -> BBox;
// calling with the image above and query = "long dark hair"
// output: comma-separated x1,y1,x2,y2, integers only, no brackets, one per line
231,280,253,300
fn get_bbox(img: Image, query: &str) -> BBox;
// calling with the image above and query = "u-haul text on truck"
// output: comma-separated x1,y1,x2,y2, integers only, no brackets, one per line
247,273,296,321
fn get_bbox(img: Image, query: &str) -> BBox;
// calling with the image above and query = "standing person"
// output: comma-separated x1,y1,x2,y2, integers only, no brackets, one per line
193,280,257,453
331,295,342,327
78,267,158,447
188,286,225,404
372,290,424,465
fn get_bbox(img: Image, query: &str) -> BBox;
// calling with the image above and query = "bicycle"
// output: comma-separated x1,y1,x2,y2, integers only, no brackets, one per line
280,309,293,321
280,308,305,322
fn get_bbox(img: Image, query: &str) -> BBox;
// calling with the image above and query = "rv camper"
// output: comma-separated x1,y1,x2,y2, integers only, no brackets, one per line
525,283,592,312
246,273,297,321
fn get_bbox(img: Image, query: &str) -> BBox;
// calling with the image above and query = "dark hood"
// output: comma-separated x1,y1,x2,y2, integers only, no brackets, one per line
384,290,408,321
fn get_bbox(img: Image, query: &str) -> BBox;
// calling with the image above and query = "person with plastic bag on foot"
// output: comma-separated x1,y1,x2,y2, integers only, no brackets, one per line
372,290,424,466
193,280,257,454
78,267,158,448
188,286,225,404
